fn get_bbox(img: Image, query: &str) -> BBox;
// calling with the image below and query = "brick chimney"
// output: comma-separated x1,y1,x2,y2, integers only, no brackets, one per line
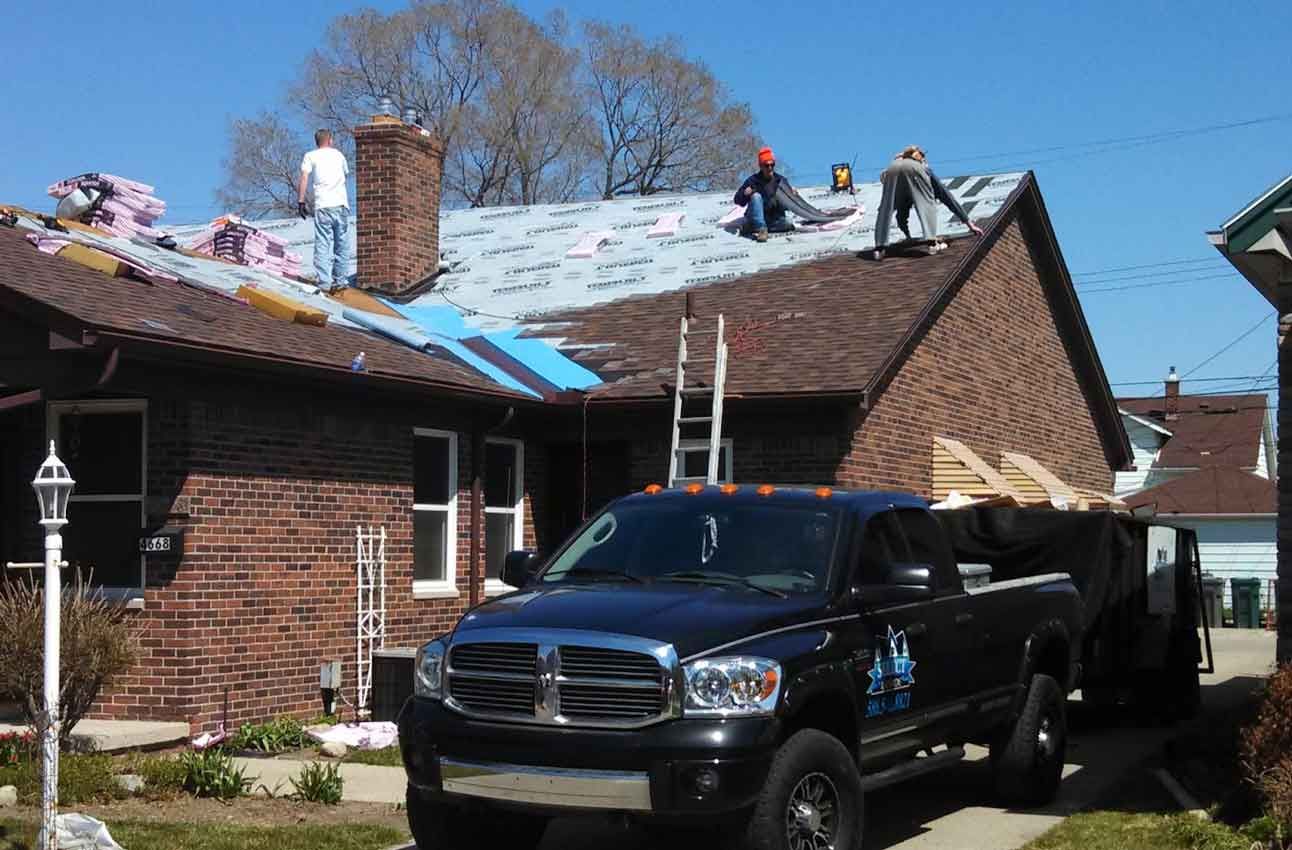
1164,365,1180,421
353,114,444,295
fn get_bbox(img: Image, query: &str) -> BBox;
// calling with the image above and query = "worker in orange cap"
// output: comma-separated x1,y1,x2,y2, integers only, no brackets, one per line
733,146,794,243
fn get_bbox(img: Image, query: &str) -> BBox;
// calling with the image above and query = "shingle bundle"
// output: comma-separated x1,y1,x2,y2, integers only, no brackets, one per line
47,173,167,240
186,215,302,277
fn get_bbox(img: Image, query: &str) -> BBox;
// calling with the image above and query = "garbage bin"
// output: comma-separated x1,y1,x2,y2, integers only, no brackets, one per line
1231,578,1262,629
1200,573,1224,629
958,563,992,589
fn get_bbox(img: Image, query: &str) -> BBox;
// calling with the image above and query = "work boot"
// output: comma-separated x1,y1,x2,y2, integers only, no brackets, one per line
754,228,769,243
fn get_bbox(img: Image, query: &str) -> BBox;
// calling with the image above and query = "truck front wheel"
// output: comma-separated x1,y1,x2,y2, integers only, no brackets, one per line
991,673,1067,806
406,786,548,849
745,729,864,850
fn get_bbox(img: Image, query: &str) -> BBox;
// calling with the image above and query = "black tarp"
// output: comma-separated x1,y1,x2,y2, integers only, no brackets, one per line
934,508,1201,695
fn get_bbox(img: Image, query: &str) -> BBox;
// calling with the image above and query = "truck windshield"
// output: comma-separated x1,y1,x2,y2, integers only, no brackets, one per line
540,499,840,595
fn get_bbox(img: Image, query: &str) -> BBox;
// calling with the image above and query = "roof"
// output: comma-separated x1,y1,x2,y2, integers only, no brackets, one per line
1122,466,1276,515
1117,393,1266,469
1208,173,1292,306
0,224,529,402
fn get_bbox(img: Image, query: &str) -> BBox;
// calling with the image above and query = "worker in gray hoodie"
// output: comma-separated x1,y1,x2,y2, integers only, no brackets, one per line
871,146,982,260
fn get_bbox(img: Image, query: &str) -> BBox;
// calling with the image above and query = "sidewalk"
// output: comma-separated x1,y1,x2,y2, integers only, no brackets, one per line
231,757,407,804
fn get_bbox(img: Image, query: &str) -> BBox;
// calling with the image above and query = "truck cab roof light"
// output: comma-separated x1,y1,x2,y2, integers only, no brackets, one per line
756,484,775,497
685,483,705,495
644,484,663,495
719,484,739,495
815,487,833,499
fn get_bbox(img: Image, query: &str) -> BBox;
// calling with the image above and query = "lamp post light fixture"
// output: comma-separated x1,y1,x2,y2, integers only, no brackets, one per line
31,441,73,850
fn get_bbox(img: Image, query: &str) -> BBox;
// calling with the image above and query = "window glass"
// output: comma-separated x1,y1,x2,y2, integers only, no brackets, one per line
485,512,514,579
413,435,450,505
413,510,447,582
59,411,142,495
485,442,517,509
855,511,910,585
64,501,141,588
893,508,957,591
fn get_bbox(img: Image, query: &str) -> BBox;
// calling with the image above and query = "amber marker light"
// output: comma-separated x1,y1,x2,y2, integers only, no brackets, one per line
719,484,739,495
644,484,663,494
685,483,705,495
756,484,775,496
815,487,833,499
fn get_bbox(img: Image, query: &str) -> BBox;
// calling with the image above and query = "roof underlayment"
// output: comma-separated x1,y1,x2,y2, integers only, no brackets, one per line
13,172,1023,398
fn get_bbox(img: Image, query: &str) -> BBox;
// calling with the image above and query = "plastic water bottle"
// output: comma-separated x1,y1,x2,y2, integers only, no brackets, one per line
350,351,366,372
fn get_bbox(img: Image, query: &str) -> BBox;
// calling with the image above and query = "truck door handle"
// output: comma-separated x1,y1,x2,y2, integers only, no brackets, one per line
955,613,974,627
905,622,927,639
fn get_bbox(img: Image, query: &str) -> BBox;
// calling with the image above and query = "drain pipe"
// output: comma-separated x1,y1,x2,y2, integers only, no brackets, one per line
469,406,516,606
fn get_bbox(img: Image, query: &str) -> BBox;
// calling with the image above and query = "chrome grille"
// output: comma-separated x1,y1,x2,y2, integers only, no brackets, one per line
443,631,680,729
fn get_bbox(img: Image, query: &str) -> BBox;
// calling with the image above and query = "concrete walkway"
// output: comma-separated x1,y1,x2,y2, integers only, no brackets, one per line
267,629,1277,850
0,718,189,752
232,757,408,804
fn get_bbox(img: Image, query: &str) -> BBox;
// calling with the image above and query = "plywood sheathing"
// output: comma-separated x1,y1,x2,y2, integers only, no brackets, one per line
932,436,1026,502
999,450,1126,511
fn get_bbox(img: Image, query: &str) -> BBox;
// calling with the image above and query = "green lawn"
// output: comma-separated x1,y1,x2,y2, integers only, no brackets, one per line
1022,812,1253,850
342,746,402,767
0,819,405,850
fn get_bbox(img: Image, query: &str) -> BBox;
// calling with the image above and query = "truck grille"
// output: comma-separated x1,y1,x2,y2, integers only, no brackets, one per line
444,635,677,728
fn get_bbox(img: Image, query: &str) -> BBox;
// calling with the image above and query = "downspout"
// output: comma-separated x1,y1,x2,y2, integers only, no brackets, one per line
469,406,516,606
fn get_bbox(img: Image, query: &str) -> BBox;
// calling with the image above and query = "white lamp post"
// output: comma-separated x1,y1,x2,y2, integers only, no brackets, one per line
32,441,73,850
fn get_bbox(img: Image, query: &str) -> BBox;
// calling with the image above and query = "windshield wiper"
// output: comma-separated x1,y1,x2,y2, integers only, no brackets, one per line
657,571,787,598
561,567,643,584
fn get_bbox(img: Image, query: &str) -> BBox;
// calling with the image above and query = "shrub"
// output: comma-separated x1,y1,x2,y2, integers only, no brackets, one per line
0,752,124,804
1243,664,1292,829
122,753,188,796
179,749,251,799
0,572,138,746
0,731,35,766
290,761,343,804
230,716,307,753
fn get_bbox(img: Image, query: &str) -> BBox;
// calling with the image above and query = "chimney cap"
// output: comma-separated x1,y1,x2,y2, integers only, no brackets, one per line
1166,366,1179,383
377,94,396,116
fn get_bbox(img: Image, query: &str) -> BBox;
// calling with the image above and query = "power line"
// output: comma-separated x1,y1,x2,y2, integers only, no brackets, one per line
1180,312,1276,378
1071,256,1228,278
1076,272,1244,294
1071,263,1231,285
1111,374,1281,386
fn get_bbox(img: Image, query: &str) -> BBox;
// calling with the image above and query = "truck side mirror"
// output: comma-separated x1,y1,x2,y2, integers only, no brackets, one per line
501,550,540,588
852,563,935,608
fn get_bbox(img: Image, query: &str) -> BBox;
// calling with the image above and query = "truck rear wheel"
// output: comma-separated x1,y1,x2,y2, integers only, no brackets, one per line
406,786,547,849
991,673,1066,806
745,729,864,850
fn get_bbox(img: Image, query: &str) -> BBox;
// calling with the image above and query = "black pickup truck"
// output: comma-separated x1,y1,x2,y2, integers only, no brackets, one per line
398,485,1084,850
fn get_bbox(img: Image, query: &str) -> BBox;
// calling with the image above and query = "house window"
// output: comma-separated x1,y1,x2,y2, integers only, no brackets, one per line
485,438,524,595
674,438,733,485
413,428,458,597
47,400,147,593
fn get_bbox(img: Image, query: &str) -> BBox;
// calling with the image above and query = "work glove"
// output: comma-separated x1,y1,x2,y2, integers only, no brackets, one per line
297,201,309,219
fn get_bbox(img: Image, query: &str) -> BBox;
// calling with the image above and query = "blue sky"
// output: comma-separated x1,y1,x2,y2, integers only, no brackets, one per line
1,0,1288,410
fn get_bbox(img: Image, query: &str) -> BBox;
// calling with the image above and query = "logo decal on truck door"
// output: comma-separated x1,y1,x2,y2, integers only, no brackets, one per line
865,626,916,717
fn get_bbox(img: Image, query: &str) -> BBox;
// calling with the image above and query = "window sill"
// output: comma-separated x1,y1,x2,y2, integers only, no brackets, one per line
412,585,461,601
91,588,145,610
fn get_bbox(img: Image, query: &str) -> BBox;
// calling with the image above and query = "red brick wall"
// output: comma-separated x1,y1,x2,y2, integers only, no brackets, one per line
839,217,1114,497
80,375,537,732
353,116,443,295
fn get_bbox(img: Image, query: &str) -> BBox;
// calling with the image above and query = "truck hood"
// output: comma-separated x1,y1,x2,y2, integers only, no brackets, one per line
453,584,829,660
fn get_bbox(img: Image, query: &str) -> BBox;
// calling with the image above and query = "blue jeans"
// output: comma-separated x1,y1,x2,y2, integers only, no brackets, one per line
743,193,790,233
313,205,349,288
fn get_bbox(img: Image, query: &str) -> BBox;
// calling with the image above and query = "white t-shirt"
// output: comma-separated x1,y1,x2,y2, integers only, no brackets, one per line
301,147,349,209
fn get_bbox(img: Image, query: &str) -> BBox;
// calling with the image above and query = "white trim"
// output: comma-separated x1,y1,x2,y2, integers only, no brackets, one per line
1222,174,1292,230
673,438,734,485
964,572,1071,595
412,428,459,596
484,437,525,596
1118,408,1173,438
47,399,148,592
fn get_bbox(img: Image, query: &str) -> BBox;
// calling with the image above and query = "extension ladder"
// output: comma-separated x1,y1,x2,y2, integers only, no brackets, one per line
667,311,728,486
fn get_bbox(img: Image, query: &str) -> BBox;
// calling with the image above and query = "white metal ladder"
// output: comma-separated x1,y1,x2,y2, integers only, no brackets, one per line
356,525,387,716
667,311,728,486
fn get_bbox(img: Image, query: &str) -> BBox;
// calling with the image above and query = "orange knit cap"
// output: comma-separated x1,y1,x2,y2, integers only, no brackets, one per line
757,146,775,165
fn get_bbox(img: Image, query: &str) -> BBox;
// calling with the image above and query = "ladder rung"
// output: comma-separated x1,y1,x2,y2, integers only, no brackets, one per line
678,416,712,424
684,329,720,337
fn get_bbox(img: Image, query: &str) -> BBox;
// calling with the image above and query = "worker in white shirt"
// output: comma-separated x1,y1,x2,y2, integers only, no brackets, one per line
297,129,350,292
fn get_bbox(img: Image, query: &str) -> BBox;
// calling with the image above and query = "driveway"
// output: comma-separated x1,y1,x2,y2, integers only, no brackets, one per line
534,628,1275,850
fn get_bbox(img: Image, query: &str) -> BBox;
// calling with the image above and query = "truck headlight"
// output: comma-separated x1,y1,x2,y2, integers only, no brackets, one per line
682,657,781,717
414,640,446,699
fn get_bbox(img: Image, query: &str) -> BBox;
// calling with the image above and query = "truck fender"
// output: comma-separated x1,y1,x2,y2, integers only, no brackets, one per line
1008,618,1073,719
779,663,862,754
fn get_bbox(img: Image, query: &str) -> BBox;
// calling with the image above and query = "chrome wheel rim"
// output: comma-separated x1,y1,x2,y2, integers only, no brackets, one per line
785,771,839,850
1036,715,1058,760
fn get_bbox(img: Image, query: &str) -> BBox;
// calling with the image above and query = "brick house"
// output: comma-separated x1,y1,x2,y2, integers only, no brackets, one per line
0,115,1130,731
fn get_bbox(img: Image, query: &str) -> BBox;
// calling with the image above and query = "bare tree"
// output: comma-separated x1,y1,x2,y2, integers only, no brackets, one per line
583,22,757,199
214,111,307,218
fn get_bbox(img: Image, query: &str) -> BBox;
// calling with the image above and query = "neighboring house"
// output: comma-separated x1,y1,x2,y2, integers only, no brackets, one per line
1209,174,1292,660
1115,378,1276,607
0,114,1131,730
